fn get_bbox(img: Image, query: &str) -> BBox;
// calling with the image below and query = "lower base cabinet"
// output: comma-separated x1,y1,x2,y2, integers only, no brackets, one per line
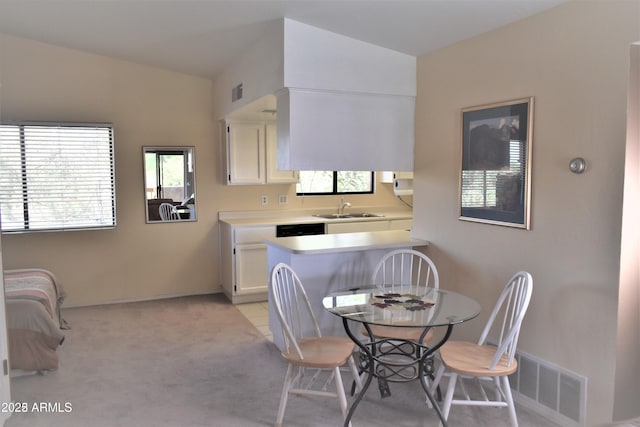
220,223,275,304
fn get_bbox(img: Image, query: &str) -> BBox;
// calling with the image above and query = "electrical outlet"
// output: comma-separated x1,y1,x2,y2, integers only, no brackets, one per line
261,195,268,206
278,195,288,205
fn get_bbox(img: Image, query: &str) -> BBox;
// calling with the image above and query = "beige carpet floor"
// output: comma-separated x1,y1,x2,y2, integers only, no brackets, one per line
6,294,563,427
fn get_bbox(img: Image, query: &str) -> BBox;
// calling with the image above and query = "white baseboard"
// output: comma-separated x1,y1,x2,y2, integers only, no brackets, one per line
64,290,224,308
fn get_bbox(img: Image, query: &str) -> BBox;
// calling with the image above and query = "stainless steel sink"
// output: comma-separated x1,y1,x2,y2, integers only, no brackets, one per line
348,213,385,218
313,213,385,219
313,213,352,219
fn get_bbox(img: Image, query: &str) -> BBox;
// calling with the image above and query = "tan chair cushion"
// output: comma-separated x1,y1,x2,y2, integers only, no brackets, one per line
282,336,356,369
439,340,518,377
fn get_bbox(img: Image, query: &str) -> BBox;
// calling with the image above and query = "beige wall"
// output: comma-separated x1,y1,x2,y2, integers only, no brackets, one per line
414,1,639,425
4,1,638,424
0,34,405,307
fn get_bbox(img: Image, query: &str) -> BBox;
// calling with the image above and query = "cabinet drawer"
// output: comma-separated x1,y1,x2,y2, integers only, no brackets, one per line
234,226,276,244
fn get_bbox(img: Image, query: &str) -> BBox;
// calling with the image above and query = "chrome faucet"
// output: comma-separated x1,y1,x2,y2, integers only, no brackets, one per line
338,198,351,215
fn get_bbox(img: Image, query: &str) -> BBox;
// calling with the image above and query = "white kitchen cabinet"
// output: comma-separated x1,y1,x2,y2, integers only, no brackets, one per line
225,121,265,185
224,120,297,185
266,123,298,184
220,223,275,303
235,243,268,295
380,171,414,183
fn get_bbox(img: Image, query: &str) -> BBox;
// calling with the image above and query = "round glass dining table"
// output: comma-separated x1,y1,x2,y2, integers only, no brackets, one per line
323,285,481,427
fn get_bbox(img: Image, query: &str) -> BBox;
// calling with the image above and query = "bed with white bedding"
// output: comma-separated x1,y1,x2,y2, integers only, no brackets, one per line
4,268,68,372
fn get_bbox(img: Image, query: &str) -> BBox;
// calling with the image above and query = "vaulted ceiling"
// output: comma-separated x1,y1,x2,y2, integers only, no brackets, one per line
0,0,566,79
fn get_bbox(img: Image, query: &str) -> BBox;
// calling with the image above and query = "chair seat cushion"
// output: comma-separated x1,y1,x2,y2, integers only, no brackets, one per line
283,336,356,368
362,324,434,343
439,341,518,377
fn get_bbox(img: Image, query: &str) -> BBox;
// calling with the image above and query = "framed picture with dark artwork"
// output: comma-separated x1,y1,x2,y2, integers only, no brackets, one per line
459,97,533,229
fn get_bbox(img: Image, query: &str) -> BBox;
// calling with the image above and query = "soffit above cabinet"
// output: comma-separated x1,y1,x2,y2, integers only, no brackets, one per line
278,19,415,171
214,18,416,171
282,19,416,96
226,95,277,122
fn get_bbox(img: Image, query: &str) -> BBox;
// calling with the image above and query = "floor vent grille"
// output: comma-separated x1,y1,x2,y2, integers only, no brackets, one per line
509,349,587,427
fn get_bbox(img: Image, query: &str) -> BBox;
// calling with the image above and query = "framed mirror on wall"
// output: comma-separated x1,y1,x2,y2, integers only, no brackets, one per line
143,146,196,223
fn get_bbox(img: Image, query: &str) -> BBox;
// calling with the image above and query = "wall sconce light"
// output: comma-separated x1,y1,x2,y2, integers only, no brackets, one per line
569,157,586,174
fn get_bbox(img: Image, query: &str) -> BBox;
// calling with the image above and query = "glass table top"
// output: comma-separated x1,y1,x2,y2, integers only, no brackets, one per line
323,286,481,328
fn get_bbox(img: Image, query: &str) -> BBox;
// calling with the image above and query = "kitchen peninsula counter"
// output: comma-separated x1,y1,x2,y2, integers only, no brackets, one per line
266,229,428,351
264,229,427,254
219,207,412,305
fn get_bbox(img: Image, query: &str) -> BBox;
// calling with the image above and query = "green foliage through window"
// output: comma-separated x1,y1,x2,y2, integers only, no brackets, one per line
0,122,115,232
296,171,374,195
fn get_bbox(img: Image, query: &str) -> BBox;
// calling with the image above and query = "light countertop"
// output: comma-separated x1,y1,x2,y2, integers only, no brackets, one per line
218,207,412,226
264,229,427,255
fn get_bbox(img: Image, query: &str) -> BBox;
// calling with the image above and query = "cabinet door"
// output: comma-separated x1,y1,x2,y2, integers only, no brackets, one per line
234,243,269,295
265,123,298,184
227,122,265,185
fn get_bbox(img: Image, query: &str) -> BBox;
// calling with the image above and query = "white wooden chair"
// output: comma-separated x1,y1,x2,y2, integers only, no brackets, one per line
431,271,533,427
158,202,180,221
270,262,362,427
365,249,440,342
358,249,440,399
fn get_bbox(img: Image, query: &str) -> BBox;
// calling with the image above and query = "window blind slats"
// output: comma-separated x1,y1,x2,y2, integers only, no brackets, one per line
0,123,116,232
461,140,526,209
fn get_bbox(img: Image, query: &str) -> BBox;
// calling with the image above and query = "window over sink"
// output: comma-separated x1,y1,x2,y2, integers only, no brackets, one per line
296,171,374,196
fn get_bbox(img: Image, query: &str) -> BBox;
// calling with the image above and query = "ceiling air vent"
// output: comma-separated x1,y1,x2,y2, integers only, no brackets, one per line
232,83,243,102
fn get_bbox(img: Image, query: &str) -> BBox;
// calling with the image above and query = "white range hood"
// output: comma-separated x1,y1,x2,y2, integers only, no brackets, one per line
213,18,416,171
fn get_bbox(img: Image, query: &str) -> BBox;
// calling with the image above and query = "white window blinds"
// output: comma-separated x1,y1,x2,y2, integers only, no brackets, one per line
0,122,116,232
460,140,524,209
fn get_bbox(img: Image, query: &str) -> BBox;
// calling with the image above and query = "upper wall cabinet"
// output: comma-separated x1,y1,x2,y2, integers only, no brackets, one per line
224,119,298,185
225,121,265,185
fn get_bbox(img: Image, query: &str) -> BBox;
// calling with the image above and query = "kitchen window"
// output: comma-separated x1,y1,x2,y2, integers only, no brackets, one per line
0,122,116,232
296,171,374,196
